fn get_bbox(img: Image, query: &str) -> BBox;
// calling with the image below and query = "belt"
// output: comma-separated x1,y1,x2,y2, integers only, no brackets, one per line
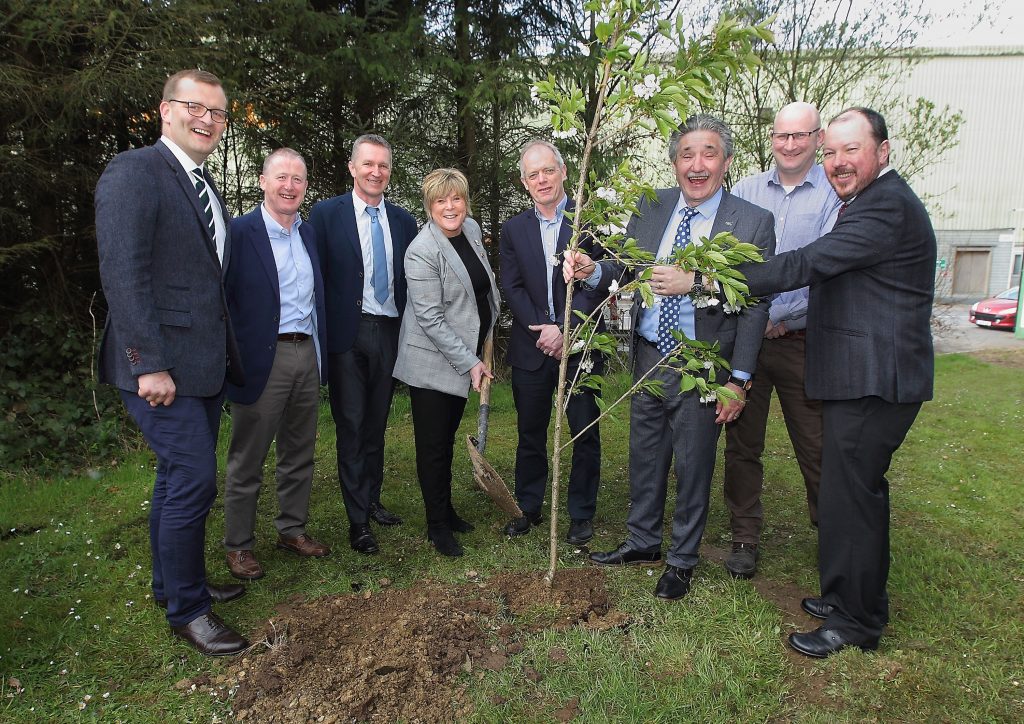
277,332,311,342
360,313,399,323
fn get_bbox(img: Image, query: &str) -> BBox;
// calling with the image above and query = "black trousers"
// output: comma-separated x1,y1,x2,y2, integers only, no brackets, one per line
510,353,603,519
327,316,400,527
818,396,921,645
408,385,468,531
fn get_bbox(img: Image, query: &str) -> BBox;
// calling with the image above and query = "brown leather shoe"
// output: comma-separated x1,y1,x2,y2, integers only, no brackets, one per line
226,550,264,580
171,612,248,657
276,533,331,557
156,582,246,609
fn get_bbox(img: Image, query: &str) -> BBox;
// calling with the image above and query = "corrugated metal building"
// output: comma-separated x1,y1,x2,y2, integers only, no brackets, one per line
895,46,1024,299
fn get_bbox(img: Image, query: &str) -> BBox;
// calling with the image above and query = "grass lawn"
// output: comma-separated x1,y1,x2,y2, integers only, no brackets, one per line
1,352,1022,722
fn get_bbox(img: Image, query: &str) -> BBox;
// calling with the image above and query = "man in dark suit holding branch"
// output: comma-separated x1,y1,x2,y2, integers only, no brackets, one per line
96,69,248,656
661,107,936,657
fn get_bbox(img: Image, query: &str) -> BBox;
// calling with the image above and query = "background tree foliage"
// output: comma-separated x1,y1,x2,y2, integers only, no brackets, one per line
0,0,964,472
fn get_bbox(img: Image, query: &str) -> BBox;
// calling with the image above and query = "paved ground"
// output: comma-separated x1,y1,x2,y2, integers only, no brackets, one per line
933,302,1022,354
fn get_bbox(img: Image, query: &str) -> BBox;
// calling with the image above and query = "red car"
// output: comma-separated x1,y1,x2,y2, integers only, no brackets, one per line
969,286,1018,330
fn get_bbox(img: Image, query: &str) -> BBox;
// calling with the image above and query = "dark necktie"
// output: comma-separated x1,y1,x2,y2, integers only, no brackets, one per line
834,202,849,229
366,206,389,304
656,206,701,356
190,167,216,237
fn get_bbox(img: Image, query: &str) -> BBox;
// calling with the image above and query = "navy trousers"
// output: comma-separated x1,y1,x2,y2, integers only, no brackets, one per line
121,390,222,627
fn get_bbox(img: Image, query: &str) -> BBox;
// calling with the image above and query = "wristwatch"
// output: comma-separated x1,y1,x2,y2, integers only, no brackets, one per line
727,375,752,392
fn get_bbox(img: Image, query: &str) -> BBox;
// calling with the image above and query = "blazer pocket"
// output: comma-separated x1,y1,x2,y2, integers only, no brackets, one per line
156,308,192,328
405,331,438,353
822,324,867,338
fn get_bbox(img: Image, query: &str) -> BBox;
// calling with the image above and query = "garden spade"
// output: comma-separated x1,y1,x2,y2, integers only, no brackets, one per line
466,334,522,517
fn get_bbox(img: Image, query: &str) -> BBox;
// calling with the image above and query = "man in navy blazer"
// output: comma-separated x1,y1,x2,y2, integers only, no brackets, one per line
222,148,330,582
499,139,606,545
95,69,247,656
309,134,418,554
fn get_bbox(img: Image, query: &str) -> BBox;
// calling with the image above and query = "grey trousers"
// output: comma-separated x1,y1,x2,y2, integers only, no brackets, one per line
625,340,721,569
224,337,320,551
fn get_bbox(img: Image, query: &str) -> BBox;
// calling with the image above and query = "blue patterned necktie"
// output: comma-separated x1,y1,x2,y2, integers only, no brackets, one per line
656,206,700,356
190,167,216,237
366,206,389,304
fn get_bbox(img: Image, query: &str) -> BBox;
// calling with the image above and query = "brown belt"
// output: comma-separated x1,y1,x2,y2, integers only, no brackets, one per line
277,332,311,342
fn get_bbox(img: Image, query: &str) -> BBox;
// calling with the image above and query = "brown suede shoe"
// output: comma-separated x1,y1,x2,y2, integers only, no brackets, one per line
226,550,264,580
171,612,248,657
276,533,331,558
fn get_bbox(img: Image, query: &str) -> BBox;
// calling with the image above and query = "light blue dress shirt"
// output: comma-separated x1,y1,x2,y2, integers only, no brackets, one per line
535,193,568,322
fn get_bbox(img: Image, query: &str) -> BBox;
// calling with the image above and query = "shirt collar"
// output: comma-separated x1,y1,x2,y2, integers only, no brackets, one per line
767,163,828,189
676,186,723,221
352,191,385,216
260,203,302,236
533,192,567,225
160,135,206,176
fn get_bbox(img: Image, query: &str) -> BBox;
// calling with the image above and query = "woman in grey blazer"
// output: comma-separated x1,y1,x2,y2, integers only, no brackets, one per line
393,169,500,556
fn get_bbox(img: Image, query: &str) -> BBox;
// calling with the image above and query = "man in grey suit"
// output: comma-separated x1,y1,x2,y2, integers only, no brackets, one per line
565,114,775,600
96,69,248,656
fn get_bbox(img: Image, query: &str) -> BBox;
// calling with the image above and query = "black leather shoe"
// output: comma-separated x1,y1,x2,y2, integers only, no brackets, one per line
800,597,834,620
566,518,594,545
788,626,877,658
369,503,403,526
349,524,380,554
448,509,475,533
654,564,694,600
724,542,759,579
428,527,464,557
156,582,246,609
590,542,662,566
171,612,248,657
504,510,542,537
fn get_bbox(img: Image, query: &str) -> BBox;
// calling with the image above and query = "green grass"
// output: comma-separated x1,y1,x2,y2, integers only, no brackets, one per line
1,353,1023,721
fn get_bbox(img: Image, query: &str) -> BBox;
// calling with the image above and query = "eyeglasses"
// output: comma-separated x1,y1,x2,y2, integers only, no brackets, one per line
770,128,820,143
168,99,229,124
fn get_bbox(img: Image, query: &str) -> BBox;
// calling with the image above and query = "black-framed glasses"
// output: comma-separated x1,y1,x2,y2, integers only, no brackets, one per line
168,99,229,124
770,127,820,142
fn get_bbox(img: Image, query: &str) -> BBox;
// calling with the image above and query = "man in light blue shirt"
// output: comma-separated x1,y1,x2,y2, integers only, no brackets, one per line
722,102,842,579
223,148,331,581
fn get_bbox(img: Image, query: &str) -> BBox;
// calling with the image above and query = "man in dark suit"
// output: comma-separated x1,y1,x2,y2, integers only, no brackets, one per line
565,114,775,601
95,69,247,656
720,108,934,657
222,148,330,581
499,139,605,545
309,135,418,554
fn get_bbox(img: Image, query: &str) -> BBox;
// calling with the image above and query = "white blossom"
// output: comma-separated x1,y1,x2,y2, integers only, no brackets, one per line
580,354,594,373
569,339,586,355
595,186,621,203
552,127,578,139
608,279,619,294
549,254,560,267
633,74,659,100
723,301,742,314
700,393,717,404
703,359,714,369
577,41,591,57
530,85,541,103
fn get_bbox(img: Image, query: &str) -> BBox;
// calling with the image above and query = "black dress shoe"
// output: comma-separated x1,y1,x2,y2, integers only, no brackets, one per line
566,518,594,545
724,542,759,579
654,565,694,600
349,524,380,554
369,503,403,526
171,612,249,657
428,527,464,557
788,626,877,658
156,582,246,609
589,542,662,566
504,510,542,537
800,597,834,620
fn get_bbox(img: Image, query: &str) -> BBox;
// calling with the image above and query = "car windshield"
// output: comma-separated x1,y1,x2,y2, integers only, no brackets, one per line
995,287,1019,301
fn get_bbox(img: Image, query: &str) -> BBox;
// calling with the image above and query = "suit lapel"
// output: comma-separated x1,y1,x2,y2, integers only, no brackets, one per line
340,194,363,262
432,223,475,297
710,191,738,237
250,210,281,305
156,143,221,268
641,190,677,255
384,200,406,280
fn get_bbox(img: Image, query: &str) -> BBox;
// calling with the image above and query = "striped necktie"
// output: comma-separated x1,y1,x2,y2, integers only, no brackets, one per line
191,167,216,237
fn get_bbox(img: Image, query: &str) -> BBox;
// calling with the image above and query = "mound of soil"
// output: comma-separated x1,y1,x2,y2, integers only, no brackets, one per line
225,567,624,723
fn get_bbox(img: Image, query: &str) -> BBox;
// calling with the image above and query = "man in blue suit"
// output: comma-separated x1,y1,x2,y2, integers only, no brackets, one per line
499,139,606,545
309,135,418,554
222,148,330,581
96,69,247,656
